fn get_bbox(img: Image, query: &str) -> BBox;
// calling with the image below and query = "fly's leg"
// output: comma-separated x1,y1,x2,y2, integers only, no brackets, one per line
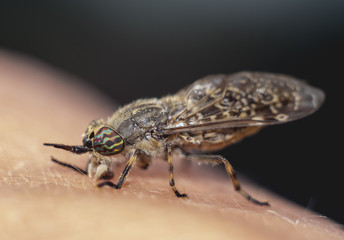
136,150,151,170
97,150,138,189
51,156,115,180
51,156,88,175
93,163,115,180
167,144,188,198
188,154,269,206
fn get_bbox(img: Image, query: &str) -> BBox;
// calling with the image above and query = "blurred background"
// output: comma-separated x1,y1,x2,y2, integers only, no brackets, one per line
1,1,343,224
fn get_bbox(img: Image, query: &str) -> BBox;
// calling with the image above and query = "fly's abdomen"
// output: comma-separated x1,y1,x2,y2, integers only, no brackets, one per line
178,127,261,152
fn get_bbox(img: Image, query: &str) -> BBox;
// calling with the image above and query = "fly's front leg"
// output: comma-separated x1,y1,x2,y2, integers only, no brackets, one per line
167,144,188,198
51,156,88,175
51,156,114,180
78,157,114,180
187,154,269,206
93,162,115,180
98,150,138,189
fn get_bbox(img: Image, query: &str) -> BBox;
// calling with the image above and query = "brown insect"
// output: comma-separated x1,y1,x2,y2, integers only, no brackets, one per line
44,72,325,206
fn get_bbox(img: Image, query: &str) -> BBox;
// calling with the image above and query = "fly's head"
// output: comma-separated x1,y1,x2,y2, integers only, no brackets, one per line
83,120,125,156
44,119,125,156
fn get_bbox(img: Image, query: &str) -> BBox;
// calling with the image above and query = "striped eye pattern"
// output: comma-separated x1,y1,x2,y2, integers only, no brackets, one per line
93,126,124,155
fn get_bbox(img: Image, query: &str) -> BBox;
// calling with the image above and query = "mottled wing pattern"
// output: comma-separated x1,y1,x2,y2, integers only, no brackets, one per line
162,72,324,134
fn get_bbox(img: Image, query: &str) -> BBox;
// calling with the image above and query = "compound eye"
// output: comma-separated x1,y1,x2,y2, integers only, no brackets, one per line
93,127,124,155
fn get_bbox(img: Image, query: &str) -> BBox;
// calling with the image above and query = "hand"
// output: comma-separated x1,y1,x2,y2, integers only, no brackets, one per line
0,50,342,239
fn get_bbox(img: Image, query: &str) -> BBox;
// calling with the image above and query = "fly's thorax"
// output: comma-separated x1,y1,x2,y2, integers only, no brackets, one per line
107,98,169,144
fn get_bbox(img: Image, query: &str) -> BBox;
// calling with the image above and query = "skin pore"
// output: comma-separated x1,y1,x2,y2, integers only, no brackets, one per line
0,50,343,240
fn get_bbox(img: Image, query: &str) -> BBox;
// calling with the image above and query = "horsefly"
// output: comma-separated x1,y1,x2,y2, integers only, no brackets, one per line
44,72,325,205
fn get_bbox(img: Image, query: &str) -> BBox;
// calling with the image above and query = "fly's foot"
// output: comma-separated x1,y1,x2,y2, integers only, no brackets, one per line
175,191,189,199
238,189,270,206
172,186,188,199
97,181,120,189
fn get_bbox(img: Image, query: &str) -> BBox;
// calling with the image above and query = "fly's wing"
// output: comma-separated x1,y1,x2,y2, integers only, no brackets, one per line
161,72,325,134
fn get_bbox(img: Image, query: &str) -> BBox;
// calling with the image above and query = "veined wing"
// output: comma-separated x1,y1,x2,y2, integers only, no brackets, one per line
161,72,324,134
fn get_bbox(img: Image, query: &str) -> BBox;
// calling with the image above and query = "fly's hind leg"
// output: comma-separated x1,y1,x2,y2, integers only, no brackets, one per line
167,144,188,198
188,154,269,206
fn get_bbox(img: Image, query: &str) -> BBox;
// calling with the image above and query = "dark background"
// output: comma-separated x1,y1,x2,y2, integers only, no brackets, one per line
1,1,343,224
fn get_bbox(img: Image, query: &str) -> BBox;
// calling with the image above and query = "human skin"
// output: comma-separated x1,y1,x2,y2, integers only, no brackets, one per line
0,50,343,240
